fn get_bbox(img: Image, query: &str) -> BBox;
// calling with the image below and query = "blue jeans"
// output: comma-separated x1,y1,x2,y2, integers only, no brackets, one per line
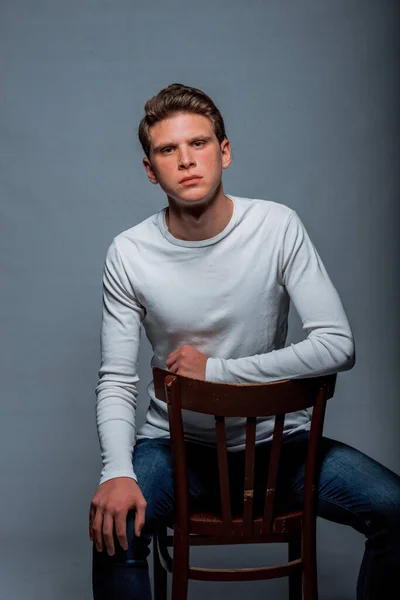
92,431,400,599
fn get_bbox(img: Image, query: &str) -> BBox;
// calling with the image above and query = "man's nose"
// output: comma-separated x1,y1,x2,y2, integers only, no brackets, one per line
178,149,195,168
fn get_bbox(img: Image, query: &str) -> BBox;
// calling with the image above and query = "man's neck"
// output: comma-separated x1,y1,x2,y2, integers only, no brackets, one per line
165,187,234,242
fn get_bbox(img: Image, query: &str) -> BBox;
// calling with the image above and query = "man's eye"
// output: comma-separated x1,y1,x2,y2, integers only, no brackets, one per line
193,141,205,147
162,147,174,154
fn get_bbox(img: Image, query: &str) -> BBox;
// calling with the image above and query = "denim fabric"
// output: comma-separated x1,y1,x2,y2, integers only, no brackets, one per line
92,432,400,600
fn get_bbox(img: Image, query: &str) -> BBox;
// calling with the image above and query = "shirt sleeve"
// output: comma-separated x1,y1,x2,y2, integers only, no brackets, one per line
205,209,355,384
95,239,145,485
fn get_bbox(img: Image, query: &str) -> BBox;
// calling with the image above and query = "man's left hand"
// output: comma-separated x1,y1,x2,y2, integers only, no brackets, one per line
166,345,208,380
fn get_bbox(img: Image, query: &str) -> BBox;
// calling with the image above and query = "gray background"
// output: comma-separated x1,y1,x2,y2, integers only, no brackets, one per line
1,1,399,598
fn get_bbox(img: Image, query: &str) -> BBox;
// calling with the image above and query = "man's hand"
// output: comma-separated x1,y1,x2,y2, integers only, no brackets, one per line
166,344,208,380
89,477,147,556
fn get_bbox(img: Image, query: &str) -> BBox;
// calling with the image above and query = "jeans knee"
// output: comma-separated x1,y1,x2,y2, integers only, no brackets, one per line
92,516,152,567
121,516,152,563
366,484,400,540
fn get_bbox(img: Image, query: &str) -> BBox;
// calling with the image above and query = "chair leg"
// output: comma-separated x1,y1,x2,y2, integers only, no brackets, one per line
171,533,189,600
153,533,168,600
302,531,318,600
303,564,318,600
288,534,302,600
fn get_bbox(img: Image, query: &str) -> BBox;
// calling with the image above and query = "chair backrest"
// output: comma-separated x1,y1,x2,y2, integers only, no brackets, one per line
153,367,336,536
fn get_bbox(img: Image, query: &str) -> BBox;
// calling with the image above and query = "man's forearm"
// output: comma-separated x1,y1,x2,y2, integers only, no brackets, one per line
96,382,139,485
205,328,355,384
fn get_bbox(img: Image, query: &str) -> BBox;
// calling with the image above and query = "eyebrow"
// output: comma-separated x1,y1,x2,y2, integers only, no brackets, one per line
152,135,213,153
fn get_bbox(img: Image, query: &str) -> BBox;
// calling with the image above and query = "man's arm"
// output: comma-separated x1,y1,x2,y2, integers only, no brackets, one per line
95,239,145,484
90,240,147,556
205,209,355,384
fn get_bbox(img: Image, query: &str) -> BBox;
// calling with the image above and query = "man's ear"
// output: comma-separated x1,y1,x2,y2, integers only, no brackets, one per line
220,138,232,170
142,156,159,185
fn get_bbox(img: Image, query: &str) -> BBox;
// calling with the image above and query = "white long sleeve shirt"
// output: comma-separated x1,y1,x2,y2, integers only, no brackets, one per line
95,195,355,484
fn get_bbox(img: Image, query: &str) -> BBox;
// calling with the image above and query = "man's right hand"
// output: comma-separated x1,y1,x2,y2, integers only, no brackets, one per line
89,477,147,556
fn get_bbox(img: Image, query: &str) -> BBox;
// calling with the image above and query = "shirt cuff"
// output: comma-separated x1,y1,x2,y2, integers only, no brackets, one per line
99,469,138,487
205,357,226,383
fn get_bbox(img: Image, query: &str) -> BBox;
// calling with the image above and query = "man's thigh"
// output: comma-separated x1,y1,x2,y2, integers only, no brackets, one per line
133,437,220,529
275,434,400,535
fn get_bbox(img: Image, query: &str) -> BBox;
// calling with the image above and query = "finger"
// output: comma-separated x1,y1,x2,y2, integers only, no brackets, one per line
135,503,147,537
166,353,178,369
102,512,116,556
168,361,179,374
92,509,104,552
89,505,96,541
114,511,129,551
166,352,179,368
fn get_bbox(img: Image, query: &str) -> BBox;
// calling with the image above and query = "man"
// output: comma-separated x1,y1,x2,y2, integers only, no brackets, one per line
90,83,400,599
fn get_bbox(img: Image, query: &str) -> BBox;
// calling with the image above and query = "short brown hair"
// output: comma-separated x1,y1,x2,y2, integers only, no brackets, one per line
138,83,227,158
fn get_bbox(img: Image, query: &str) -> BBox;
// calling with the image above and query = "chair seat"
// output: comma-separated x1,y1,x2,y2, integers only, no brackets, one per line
188,508,303,536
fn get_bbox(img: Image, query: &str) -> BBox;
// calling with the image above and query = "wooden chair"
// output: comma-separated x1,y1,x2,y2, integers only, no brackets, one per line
151,366,337,600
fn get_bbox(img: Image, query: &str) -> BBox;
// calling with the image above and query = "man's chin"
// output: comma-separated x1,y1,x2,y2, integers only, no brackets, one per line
167,191,212,206
166,185,221,207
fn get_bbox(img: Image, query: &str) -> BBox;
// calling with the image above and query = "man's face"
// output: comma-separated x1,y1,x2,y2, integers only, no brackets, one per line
143,112,231,205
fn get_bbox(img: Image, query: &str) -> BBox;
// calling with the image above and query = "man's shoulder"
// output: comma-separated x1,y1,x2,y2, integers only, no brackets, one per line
112,208,163,252
235,195,294,225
